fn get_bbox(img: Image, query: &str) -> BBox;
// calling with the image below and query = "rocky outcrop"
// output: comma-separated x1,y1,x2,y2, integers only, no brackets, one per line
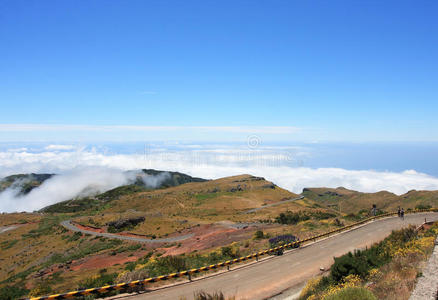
106,217,145,230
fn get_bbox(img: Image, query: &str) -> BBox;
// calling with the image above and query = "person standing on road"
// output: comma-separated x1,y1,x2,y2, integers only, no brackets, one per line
401,208,405,220
398,207,401,218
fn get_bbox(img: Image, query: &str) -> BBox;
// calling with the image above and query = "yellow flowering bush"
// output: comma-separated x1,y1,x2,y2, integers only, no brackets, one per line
299,277,322,298
367,268,381,281
321,274,361,299
392,236,435,258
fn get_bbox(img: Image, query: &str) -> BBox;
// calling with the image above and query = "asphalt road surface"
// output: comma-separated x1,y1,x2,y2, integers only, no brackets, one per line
109,212,438,300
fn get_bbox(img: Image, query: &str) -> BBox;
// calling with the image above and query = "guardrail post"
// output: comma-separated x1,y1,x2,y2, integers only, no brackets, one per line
188,273,192,281
256,254,258,261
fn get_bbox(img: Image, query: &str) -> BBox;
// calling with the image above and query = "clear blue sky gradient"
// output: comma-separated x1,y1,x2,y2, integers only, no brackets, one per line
1,0,437,141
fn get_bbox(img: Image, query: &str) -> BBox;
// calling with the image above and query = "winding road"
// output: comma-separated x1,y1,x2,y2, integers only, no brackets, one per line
0,225,19,234
106,212,438,300
60,220,194,243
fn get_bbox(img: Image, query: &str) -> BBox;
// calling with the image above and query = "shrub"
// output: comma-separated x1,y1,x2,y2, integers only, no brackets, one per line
331,252,370,281
275,211,310,225
415,204,432,210
116,269,150,293
331,246,389,282
157,255,187,272
220,246,240,259
77,272,118,290
311,211,337,220
269,234,299,247
193,290,235,300
324,287,376,300
253,230,264,239
333,218,344,227
28,284,52,298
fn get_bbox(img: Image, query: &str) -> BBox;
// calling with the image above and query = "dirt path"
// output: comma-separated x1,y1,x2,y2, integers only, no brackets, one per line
60,220,194,243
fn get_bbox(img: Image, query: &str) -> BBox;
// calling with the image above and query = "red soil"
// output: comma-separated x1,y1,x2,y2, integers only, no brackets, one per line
70,251,148,271
159,224,257,256
73,222,105,233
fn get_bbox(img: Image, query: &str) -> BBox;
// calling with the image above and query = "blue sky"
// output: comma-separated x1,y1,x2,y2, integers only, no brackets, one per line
1,0,437,142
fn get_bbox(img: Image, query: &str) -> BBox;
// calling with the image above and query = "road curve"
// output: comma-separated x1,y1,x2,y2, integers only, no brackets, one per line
60,220,194,243
113,212,438,300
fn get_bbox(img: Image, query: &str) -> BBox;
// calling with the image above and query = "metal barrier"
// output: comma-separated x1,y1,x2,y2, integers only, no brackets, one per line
28,208,438,300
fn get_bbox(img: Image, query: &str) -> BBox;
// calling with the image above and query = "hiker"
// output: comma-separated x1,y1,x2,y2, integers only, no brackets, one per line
401,208,405,220
397,207,401,218
371,204,377,217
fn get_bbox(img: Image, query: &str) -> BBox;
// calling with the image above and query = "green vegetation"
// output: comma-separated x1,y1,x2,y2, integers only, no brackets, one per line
275,210,337,225
324,287,377,300
415,204,432,210
107,217,145,233
41,238,123,268
21,215,68,238
112,243,142,255
253,230,264,239
275,211,310,224
0,285,29,300
120,245,242,280
0,239,18,250
299,225,437,300
78,270,118,290
330,247,389,281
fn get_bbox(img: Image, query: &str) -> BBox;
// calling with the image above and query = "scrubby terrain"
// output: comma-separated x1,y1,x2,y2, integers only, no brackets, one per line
299,223,438,300
1,170,438,299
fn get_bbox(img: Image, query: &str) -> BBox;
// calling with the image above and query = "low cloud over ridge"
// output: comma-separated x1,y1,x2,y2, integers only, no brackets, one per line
1,145,438,212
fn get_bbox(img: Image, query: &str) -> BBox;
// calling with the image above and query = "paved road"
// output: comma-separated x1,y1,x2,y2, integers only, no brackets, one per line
112,212,438,300
244,196,304,214
60,220,194,243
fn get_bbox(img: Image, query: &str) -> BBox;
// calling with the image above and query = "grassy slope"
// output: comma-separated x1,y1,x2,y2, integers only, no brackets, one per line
41,169,207,214
302,187,438,214
76,174,303,236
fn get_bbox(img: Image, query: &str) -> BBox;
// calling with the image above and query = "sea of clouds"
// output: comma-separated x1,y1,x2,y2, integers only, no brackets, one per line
1,144,438,212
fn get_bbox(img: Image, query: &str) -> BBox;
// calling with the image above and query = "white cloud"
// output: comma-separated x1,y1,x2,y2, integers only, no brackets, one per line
44,144,76,150
1,145,438,212
0,167,137,213
7,147,28,152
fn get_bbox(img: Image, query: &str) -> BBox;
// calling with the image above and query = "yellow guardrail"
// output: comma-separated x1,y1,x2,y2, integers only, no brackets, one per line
28,208,438,300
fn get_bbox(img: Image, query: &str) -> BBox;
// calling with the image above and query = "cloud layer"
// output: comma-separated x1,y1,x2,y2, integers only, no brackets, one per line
0,168,137,213
1,144,438,212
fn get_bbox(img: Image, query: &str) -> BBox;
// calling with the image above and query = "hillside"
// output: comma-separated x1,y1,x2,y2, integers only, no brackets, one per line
0,173,54,195
41,169,207,213
302,187,438,214
72,174,304,237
